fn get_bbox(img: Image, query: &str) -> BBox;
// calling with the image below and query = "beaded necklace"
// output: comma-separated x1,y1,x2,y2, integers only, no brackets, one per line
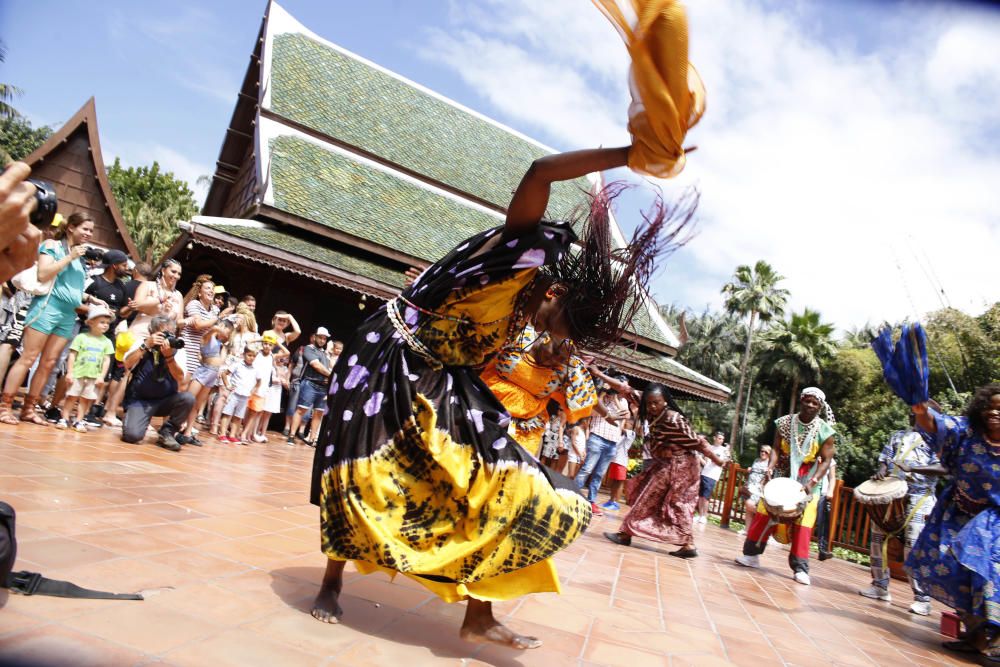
788,414,821,459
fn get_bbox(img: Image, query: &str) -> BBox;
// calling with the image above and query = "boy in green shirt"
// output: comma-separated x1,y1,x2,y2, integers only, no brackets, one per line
60,305,114,432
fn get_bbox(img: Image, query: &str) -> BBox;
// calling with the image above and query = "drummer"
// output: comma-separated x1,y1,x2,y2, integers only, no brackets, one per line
735,387,836,586
858,414,939,616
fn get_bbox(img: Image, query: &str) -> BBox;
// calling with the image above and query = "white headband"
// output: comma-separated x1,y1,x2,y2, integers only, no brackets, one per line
801,387,826,401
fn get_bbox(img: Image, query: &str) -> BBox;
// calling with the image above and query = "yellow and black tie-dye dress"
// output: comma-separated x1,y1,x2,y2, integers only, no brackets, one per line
309,222,592,603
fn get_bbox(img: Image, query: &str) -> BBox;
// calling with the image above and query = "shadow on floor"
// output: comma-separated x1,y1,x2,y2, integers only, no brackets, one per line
269,566,532,667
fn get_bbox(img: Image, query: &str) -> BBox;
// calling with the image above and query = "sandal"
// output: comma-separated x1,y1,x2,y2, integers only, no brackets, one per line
0,393,19,425
19,395,46,425
603,531,632,547
670,548,699,559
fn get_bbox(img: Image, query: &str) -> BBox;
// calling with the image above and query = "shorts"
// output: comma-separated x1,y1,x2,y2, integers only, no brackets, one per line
297,380,328,414
223,393,249,419
699,475,719,499
264,384,282,413
67,377,100,401
192,364,220,388
106,359,126,383
285,381,301,417
248,394,266,413
568,450,582,464
607,462,627,481
24,297,78,339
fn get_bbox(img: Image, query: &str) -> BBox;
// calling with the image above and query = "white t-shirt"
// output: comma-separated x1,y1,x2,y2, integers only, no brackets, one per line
701,443,730,481
614,430,635,467
228,360,260,397
251,353,274,397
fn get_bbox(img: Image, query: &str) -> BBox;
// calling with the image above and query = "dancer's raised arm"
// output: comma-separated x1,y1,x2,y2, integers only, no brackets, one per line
503,146,630,239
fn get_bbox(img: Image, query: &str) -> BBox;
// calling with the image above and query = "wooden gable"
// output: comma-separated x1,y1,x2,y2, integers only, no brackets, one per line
24,98,139,256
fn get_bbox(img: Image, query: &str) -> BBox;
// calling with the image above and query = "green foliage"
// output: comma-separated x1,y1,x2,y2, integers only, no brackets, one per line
0,40,22,120
0,114,52,163
721,260,790,450
756,308,837,413
925,307,1000,392
106,158,198,263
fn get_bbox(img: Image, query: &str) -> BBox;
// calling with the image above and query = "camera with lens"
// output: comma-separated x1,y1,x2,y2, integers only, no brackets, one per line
0,167,59,227
162,333,186,350
83,247,105,262
26,178,58,227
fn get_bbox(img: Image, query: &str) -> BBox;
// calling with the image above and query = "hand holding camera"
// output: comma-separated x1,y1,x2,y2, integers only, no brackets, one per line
0,163,50,282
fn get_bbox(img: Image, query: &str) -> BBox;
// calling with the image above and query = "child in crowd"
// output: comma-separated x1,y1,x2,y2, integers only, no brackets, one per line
59,305,114,432
242,332,276,443
565,420,588,478
602,411,637,511
218,345,261,445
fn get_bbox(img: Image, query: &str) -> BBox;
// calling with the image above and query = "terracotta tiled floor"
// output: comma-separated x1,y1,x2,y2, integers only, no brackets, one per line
0,425,976,666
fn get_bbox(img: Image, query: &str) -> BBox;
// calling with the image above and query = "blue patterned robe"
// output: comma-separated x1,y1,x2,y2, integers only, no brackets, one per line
907,410,1000,624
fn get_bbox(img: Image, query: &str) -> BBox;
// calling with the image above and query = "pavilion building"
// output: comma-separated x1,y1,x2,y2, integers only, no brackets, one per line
169,1,728,403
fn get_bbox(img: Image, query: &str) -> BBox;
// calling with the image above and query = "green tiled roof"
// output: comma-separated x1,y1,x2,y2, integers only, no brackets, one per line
268,32,590,219
606,347,730,398
200,220,405,289
268,134,501,262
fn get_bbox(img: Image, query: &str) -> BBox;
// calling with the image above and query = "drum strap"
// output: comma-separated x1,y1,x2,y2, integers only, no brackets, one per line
880,490,934,567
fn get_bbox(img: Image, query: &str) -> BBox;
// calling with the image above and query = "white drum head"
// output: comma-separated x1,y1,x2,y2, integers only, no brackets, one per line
763,477,807,511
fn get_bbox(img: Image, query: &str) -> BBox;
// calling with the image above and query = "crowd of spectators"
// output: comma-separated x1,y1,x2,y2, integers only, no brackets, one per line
0,166,343,452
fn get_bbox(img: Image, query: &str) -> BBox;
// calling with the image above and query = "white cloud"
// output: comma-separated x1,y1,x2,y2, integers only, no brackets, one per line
422,0,1000,329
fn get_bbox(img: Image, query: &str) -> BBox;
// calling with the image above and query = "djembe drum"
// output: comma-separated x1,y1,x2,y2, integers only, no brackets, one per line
755,478,808,547
762,477,809,524
853,478,908,533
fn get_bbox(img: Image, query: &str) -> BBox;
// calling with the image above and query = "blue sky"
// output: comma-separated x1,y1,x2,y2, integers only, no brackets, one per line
3,0,998,330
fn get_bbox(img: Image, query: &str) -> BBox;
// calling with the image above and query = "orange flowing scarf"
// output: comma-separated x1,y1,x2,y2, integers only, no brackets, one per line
593,0,706,178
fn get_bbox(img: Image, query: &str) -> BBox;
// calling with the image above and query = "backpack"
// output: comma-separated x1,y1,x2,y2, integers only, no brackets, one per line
0,500,142,600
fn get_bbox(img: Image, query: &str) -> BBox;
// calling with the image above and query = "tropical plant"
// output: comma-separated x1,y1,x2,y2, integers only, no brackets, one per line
106,158,198,263
721,261,789,449
0,114,52,163
757,308,837,413
0,40,22,120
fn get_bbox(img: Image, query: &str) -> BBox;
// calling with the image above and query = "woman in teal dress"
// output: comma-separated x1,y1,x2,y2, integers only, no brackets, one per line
906,384,1000,661
0,212,105,425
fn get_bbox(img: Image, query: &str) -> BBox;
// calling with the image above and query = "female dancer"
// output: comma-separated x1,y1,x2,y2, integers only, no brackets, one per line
905,385,1000,661
309,146,695,649
0,213,104,424
479,321,599,456
604,383,723,558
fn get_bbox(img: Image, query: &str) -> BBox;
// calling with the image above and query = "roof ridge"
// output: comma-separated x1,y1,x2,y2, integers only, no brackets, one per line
263,1,561,155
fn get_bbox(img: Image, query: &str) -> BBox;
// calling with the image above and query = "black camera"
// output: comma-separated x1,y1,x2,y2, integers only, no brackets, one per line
0,167,58,228
83,247,105,262
25,178,58,227
162,333,186,350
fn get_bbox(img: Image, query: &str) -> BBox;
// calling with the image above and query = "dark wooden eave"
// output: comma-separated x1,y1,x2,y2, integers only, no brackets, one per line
24,98,139,257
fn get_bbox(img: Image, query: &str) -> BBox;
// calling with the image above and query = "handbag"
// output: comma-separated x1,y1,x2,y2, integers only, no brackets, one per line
11,239,68,296
11,264,53,297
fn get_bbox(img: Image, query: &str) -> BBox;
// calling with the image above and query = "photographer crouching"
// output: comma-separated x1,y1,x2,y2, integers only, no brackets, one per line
120,315,193,451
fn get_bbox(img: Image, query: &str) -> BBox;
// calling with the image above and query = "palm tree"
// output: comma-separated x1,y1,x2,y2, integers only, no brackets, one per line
722,261,789,449
0,41,23,119
757,308,837,413
675,308,743,386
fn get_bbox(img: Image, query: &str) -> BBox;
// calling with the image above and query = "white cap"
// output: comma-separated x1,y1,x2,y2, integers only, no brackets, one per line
315,326,331,337
86,304,113,321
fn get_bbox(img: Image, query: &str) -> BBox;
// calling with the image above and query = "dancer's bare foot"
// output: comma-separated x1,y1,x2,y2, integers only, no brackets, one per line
460,620,542,649
311,558,346,624
461,598,542,650
310,586,343,623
